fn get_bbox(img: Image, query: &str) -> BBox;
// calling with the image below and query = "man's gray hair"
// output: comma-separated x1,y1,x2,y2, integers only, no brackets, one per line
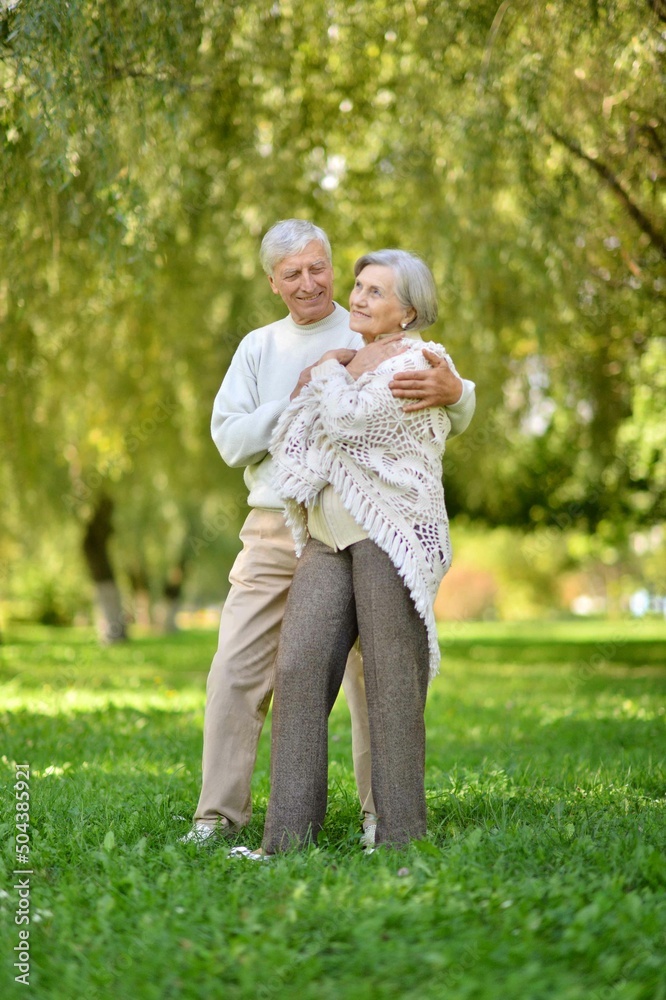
260,219,332,276
353,249,438,332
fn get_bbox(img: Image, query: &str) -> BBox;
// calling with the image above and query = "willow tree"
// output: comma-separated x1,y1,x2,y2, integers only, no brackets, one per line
1,0,663,633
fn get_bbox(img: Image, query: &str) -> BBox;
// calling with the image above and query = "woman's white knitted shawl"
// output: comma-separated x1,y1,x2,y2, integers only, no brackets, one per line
270,339,455,680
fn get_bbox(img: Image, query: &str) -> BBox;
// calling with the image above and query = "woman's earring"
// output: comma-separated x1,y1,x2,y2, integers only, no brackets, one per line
401,321,409,329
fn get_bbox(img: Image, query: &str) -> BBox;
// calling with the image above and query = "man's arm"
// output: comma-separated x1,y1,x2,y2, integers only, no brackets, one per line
211,374,290,468
211,336,349,465
211,338,294,467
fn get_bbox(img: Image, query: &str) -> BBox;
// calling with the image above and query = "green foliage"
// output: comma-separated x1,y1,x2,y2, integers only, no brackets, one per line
0,0,664,601
435,521,666,620
1,625,665,998
618,337,666,517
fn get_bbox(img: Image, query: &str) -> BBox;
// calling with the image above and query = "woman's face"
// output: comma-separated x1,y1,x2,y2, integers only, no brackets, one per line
349,265,415,341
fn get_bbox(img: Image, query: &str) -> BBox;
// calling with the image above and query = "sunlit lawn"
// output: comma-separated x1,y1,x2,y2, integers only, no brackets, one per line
1,621,665,999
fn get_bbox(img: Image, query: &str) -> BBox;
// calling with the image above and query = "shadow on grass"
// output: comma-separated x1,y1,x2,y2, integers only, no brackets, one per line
439,635,666,666
0,628,216,689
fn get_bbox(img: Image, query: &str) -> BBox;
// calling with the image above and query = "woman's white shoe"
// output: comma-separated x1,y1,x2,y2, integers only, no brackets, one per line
361,813,378,850
228,846,272,861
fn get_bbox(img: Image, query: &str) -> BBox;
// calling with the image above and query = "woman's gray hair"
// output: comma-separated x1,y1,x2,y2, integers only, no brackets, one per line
260,219,332,276
353,249,438,332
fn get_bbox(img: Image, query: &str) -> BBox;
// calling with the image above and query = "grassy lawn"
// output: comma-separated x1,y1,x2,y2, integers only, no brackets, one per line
1,621,665,1000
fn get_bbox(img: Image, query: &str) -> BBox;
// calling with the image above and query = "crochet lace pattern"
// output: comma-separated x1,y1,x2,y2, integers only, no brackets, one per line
270,340,455,680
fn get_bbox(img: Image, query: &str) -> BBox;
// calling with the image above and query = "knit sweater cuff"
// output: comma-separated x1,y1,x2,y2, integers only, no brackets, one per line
446,378,476,439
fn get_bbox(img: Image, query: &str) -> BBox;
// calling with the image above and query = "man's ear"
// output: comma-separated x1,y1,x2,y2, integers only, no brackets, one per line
268,275,280,296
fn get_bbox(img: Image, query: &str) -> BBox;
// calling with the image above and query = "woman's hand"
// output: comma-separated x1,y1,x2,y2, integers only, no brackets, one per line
290,349,358,399
290,363,318,400
317,348,358,366
345,335,408,380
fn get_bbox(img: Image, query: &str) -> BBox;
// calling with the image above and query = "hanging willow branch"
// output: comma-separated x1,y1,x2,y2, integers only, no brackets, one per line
548,125,666,257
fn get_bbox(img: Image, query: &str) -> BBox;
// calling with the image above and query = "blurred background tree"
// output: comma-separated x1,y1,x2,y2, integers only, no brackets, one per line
1,0,663,636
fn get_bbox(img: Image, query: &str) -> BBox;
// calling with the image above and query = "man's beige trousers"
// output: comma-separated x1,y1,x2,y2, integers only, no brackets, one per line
194,508,375,828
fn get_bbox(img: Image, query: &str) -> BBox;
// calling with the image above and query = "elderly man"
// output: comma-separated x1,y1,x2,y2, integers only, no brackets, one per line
183,219,475,845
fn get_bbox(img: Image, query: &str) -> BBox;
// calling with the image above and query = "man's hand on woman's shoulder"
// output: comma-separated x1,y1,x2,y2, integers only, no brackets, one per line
389,348,463,412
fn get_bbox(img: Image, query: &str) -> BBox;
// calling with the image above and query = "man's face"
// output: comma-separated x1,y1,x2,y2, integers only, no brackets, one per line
269,240,335,325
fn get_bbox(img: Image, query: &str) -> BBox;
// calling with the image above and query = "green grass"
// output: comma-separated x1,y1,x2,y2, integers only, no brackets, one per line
1,621,665,1000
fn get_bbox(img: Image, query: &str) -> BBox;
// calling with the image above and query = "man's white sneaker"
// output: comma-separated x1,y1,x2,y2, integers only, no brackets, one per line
228,846,272,862
361,813,378,849
180,819,230,845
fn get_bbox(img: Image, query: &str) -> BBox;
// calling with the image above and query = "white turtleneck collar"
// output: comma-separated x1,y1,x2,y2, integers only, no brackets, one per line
284,302,348,336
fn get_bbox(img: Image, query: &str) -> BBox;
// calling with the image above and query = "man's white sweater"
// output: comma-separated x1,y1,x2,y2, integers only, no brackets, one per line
211,303,475,510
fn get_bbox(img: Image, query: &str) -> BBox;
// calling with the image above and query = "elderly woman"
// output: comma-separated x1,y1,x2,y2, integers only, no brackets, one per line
259,249,468,852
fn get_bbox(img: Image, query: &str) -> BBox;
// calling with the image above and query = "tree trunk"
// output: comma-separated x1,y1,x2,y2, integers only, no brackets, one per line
82,494,128,643
128,562,153,629
159,558,187,634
